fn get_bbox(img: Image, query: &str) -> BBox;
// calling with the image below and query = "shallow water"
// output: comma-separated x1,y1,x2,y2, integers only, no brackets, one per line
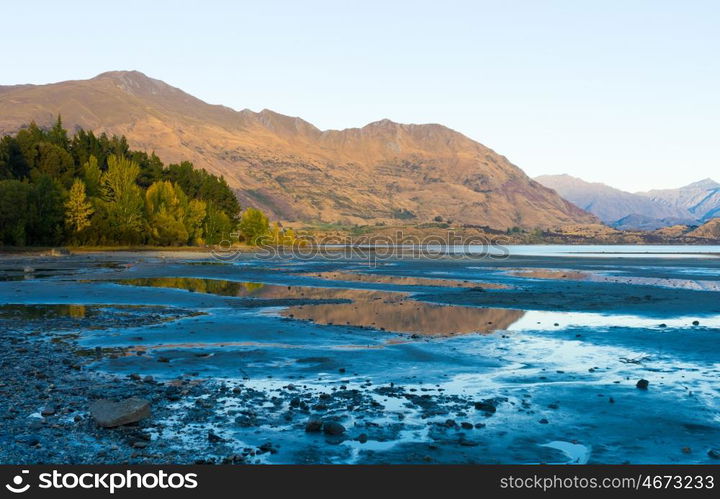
1,249,719,464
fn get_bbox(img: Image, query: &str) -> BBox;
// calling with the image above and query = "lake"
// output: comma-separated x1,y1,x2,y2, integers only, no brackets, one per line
0,248,719,464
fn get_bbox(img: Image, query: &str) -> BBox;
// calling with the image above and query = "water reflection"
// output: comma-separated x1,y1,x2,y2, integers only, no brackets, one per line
0,304,89,319
114,277,407,301
283,300,525,336
300,271,507,289
114,277,522,336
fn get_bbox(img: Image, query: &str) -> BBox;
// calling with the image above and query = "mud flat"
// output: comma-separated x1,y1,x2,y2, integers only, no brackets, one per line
0,249,719,464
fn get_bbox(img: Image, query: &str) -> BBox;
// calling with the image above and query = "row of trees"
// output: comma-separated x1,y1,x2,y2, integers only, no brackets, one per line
0,118,285,247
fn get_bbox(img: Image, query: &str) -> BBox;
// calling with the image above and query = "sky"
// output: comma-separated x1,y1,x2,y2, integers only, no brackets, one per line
2,0,718,192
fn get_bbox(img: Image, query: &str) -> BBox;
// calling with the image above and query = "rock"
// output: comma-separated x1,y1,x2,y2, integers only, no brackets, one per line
658,323,667,328
89,397,151,428
41,406,56,416
460,422,474,430
15,434,40,446
548,403,559,410
258,442,277,454
357,433,368,443
50,248,71,256
692,320,700,326
322,421,345,436
304,418,323,432
474,398,502,414
131,441,148,449
538,418,549,424
708,449,720,459
207,431,224,443
636,379,649,390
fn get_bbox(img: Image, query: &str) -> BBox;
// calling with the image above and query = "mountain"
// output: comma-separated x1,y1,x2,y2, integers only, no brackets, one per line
0,71,596,229
611,214,699,231
638,179,720,222
534,174,694,228
687,218,720,239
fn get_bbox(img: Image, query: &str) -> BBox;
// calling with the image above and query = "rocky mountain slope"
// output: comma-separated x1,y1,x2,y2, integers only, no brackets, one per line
0,71,596,229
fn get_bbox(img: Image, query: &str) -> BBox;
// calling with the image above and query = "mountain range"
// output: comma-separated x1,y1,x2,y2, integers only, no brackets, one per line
535,174,720,230
0,71,596,229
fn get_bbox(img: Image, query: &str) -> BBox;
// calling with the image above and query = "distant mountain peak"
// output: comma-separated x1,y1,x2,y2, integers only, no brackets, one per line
92,70,179,97
536,174,695,226
682,178,720,190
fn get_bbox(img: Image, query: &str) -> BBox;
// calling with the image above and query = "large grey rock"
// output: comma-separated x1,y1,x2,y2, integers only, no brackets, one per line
89,398,151,428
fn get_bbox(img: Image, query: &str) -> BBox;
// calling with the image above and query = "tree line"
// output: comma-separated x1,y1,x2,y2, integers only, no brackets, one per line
0,117,285,247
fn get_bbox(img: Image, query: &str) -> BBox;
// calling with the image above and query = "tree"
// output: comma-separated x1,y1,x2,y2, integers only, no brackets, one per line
0,180,31,245
0,122,245,247
48,115,69,149
186,199,207,244
0,136,30,180
164,161,240,221
145,180,189,245
27,174,65,245
101,155,144,244
238,207,269,245
81,155,102,197
65,179,94,238
203,204,232,245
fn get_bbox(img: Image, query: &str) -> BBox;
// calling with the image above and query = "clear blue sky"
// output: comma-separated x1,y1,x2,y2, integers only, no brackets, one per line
3,0,718,192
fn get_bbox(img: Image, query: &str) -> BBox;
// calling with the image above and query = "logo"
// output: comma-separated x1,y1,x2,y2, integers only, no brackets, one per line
6,470,30,494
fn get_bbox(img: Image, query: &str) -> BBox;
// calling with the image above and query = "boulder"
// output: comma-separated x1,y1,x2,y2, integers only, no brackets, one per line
322,421,346,435
89,398,151,428
304,417,323,432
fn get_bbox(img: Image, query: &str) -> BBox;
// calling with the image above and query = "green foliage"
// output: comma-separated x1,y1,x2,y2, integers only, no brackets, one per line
145,180,207,246
239,207,270,244
163,161,240,221
65,179,94,238
0,118,269,247
203,204,233,245
31,142,76,188
100,155,145,244
0,180,32,245
27,174,65,246
81,156,102,197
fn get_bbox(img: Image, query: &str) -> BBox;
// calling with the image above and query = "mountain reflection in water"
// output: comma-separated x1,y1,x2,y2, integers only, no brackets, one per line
114,277,524,336
283,300,524,336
